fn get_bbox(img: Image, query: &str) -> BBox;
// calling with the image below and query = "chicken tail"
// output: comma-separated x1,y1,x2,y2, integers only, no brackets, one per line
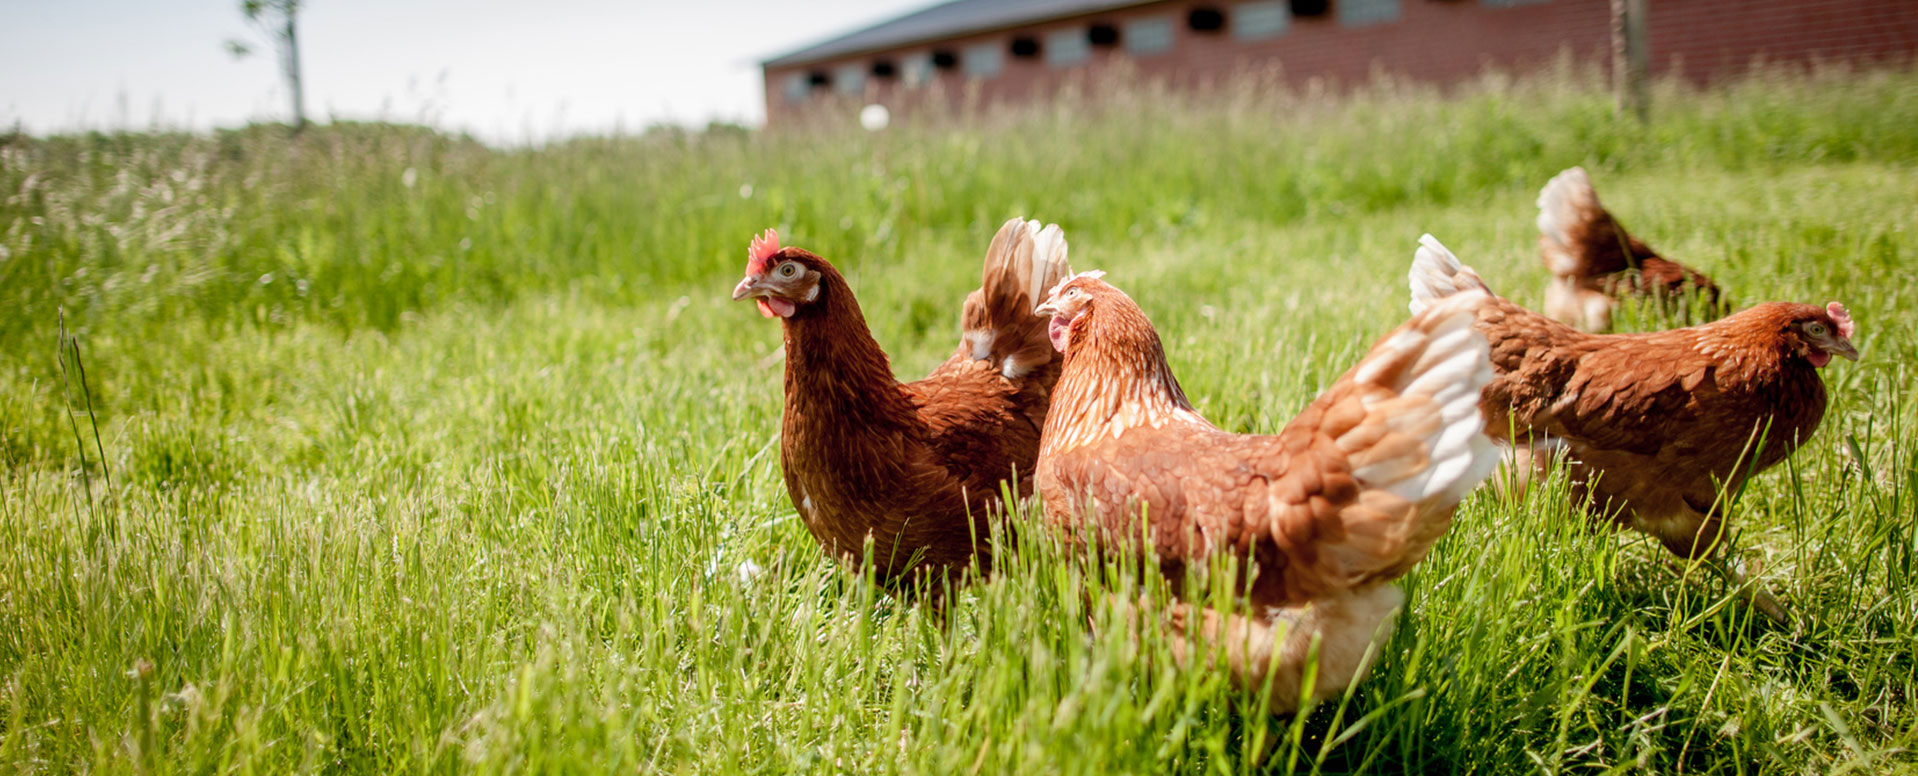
1291,289,1500,585
1408,234,1495,315
960,218,1073,382
1347,290,1500,511
1536,166,1613,279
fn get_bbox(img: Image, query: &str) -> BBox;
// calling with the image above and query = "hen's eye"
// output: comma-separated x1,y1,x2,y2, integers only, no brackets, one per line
1805,322,1827,337
778,262,798,278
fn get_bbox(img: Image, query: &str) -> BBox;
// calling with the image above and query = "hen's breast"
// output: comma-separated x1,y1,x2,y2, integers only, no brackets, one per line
777,384,990,577
1739,365,1828,475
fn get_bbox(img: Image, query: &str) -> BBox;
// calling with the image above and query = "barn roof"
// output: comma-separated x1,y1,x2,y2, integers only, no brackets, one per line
763,0,1158,68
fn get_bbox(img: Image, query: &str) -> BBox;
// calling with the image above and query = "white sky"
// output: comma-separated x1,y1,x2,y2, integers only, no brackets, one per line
0,0,928,143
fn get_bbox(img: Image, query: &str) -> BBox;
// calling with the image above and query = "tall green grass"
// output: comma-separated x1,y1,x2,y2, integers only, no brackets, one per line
2,65,1915,773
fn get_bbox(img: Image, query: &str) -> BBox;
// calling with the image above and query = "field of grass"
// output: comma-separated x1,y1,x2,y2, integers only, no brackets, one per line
3,65,1916,773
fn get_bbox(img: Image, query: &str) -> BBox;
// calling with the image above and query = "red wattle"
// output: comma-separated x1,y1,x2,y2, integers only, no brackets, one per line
1048,316,1071,353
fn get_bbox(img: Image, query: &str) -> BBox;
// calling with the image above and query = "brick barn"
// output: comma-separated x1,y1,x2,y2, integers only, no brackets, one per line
760,0,1918,122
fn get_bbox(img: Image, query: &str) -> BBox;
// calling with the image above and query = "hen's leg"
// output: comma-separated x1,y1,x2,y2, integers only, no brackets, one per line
1655,501,1793,627
1158,585,1404,714
1492,441,1548,501
1699,554,1792,628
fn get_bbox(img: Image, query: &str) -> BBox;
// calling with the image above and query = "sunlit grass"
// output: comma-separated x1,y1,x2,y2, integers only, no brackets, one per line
2,64,1915,773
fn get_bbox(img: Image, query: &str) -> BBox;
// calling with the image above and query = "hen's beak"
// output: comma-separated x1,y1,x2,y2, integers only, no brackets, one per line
1830,338,1860,362
732,274,783,318
1034,298,1059,317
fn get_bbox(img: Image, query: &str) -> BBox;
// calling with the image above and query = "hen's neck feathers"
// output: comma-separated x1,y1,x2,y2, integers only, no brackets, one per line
1686,303,1822,382
1042,294,1210,454
781,267,916,422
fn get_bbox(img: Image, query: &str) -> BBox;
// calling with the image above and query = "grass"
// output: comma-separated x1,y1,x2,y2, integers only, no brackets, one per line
2,63,1916,773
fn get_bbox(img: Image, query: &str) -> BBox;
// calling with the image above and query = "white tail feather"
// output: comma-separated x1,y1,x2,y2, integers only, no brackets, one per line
1408,234,1493,315
965,218,1074,380
1536,167,1598,277
1026,222,1070,314
1007,220,1072,378
1353,291,1499,508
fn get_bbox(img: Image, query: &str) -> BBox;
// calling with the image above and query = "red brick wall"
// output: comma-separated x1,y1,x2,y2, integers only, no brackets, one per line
763,0,1918,124
1648,0,1918,83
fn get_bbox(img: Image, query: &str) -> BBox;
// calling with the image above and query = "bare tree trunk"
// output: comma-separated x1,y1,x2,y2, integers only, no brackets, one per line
1611,0,1649,122
284,12,307,133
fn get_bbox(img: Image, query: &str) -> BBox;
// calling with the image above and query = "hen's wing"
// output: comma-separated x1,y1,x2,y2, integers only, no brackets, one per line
904,368,1038,496
1493,332,1717,454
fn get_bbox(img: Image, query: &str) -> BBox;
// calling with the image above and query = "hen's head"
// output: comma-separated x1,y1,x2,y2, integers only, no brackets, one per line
731,229,827,319
1032,270,1197,430
1762,300,1859,368
1034,270,1113,353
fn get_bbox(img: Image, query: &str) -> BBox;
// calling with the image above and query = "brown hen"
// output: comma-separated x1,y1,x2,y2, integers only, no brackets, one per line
1411,234,1858,620
731,219,1072,588
1034,272,1498,709
1537,167,1724,331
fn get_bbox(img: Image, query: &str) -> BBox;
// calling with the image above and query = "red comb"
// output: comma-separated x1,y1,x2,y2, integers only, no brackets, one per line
1827,301,1854,339
747,228,781,275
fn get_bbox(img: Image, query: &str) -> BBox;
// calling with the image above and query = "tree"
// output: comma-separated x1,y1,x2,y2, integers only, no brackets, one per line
227,1,307,132
1610,0,1648,122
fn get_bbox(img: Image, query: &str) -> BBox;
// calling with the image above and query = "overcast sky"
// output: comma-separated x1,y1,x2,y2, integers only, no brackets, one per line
0,0,928,143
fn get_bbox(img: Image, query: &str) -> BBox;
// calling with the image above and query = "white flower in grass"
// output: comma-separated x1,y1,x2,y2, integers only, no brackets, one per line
735,559,764,582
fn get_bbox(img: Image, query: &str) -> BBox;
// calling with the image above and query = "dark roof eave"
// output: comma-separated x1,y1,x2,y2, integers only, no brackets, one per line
760,0,1164,70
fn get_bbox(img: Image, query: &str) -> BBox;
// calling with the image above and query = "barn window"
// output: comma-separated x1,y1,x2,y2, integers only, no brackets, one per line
1088,23,1121,47
834,63,866,94
781,72,810,102
1188,8,1226,32
1009,36,1041,58
1124,16,1175,55
807,71,830,88
901,51,934,85
931,49,959,69
1234,0,1290,38
871,59,897,79
1290,0,1329,17
1047,29,1091,66
963,42,1004,77
1339,0,1400,25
